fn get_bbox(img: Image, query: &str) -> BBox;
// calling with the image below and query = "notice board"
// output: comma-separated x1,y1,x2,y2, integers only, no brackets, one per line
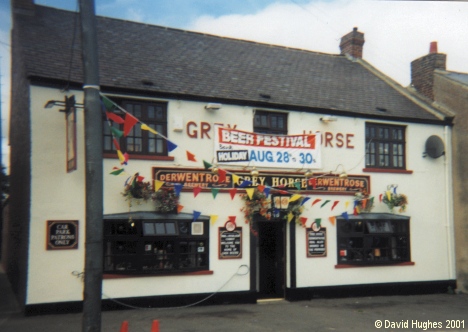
219,227,242,259
306,227,326,257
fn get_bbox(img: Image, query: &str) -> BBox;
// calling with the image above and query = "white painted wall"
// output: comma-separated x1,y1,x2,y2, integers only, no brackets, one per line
27,85,455,304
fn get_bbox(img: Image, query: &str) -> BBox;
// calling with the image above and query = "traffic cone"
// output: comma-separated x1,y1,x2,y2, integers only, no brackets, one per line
151,320,160,332
120,320,129,332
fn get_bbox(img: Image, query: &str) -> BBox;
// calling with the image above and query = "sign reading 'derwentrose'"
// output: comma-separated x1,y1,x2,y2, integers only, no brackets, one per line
47,220,78,250
153,167,370,195
214,125,322,169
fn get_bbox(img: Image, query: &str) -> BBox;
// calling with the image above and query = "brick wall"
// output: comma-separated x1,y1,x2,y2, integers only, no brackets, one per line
411,53,446,100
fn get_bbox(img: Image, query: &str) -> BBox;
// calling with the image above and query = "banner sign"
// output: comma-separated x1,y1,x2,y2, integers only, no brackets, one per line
214,126,321,169
153,167,370,194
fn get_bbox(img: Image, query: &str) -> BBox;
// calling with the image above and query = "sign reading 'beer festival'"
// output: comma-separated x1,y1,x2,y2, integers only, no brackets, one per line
214,126,322,169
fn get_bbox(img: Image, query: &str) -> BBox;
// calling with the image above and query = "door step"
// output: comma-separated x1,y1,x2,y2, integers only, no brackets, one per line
257,298,285,304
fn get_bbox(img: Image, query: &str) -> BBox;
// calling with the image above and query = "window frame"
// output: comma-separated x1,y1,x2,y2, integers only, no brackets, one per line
336,214,411,267
103,99,169,158
253,110,288,135
365,122,406,170
103,216,210,275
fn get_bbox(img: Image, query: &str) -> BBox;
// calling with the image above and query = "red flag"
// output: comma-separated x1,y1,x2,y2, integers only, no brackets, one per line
229,188,237,200
300,217,307,227
123,113,139,136
312,198,322,206
186,151,197,162
193,186,202,197
112,138,120,151
331,200,339,211
218,168,227,183
106,111,124,124
309,178,317,189
257,185,265,192
228,216,236,223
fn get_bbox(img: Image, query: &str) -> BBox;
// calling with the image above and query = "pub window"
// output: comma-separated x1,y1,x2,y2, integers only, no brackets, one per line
336,214,411,266
365,123,406,169
254,110,288,135
103,218,209,274
103,100,168,156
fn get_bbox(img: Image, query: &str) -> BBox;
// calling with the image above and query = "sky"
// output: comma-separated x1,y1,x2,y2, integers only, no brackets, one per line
0,0,467,171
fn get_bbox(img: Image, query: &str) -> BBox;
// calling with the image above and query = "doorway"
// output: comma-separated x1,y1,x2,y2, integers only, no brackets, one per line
257,221,285,299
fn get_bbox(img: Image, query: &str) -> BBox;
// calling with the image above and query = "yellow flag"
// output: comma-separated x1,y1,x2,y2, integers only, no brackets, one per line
141,124,158,135
117,150,125,163
287,212,294,223
210,215,219,225
154,180,164,191
289,194,302,202
386,190,391,201
246,188,255,200
232,174,240,184
345,201,350,209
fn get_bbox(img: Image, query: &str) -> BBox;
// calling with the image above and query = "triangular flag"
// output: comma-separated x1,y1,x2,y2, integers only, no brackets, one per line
106,111,124,124
167,140,178,152
328,216,336,225
174,183,183,196
193,186,202,197
210,215,218,225
211,188,219,199
331,200,339,211
294,181,301,190
246,188,255,200
186,151,197,162
123,113,139,137
393,186,397,194
386,191,391,201
232,174,240,185
101,96,116,111
309,178,317,189
218,168,227,183
228,216,236,223
379,194,383,202
287,212,294,223
369,197,375,206
312,198,322,206
341,211,349,221
117,150,125,164
289,194,302,202
141,123,158,135
154,180,164,192
300,217,307,227
137,175,144,182
110,167,124,175
362,199,367,209
203,160,212,169
345,201,350,209
229,188,237,200
354,207,359,216
177,204,184,213
193,210,201,221
110,126,124,138
238,180,252,188
121,152,129,165
263,187,270,198
301,197,311,206
257,185,265,192
320,200,331,208
315,218,322,227
112,138,121,151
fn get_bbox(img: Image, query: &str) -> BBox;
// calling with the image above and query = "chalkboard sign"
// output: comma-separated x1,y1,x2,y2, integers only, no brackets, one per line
306,227,326,257
219,227,242,259
47,220,79,250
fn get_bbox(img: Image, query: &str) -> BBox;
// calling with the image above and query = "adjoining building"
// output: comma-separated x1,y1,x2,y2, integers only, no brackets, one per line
410,42,468,293
3,0,457,315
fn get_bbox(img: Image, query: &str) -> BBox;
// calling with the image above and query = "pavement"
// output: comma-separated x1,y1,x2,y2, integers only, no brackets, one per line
1,266,468,331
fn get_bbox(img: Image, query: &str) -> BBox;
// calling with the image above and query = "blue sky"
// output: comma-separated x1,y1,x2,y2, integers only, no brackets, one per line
1,0,468,170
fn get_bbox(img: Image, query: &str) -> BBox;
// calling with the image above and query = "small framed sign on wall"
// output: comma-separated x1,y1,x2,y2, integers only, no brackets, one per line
47,220,79,250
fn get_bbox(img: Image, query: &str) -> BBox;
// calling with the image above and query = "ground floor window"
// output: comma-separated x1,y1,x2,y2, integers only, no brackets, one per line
103,212,209,275
336,213,410,266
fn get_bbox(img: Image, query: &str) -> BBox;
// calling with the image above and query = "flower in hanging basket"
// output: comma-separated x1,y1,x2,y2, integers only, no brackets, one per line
285,197,305,225
382,189,408,212
154,187,179,213
354,189,374,213
241,189,271,223
122,173,154,204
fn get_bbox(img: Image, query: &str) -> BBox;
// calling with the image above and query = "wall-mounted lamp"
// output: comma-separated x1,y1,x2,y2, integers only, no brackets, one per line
44,95,84,112
250,167,259,177
205,103,222,111
304,170,313,178
320,115,338,123
334,164,348,178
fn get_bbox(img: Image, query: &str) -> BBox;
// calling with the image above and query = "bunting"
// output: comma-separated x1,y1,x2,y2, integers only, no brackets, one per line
141,124,158,135
167,140,178,152
106,111,124,124
210,215,219,225
320,200,331,208
174,183,183,196
193,186,202,197
110,167,125,175
331,200,339,211
154,180,164,192
211,188,220,199
186,151,197,162
123,113,139,137
192,210,201,221
246,188,255,200
328,216,336,225
312,198,322,206
177,204,184,213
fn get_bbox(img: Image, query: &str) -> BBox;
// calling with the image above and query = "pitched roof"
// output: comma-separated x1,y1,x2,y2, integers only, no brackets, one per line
14,5,447,123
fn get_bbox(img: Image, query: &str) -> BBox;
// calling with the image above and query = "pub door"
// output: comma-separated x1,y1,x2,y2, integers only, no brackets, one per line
257,221,285,299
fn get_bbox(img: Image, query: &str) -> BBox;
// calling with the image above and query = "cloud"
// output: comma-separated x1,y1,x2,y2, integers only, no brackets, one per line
188,0,468,86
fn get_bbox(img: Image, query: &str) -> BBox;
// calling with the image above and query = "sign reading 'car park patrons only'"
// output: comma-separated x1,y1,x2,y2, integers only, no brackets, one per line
214,126,322,169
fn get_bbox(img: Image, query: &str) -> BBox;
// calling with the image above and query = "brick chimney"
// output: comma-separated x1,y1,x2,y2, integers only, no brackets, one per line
411,42,446,100
12,0,35,15
340,27,365,59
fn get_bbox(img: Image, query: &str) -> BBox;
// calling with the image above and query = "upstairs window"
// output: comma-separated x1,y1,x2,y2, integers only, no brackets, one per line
365,123,406,169
103,100,168,156
254,111,287,135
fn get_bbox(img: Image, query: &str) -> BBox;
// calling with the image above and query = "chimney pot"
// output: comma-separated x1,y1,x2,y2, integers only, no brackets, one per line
339,27,365,59
429,41,438,54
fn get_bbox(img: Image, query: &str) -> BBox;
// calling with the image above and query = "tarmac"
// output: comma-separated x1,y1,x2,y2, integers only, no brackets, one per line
1,265,468,332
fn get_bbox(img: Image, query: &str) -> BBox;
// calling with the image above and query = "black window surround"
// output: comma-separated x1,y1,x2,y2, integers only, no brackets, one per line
103,212,210,276
103,99,173,161
336,213,411,267
254,110,288,135
365,122,406,170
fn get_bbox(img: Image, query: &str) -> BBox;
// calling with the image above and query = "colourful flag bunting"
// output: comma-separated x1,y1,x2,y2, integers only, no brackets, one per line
117,150,125,164
102,96,116,111
154,180,164,192
345,201,350,209
210,215,218,225
177,204,184,213
309,178,317,189
379,194,383,202
320,200,331,208
110,126,124,138
362,199,367,209
246,188,255,200
294,181,301,190
315,218,322,227
341,211,349,221
232,174,240,185
203,160,212,169
211,188,219,199
386,191,391,201
287,212,294,223
121,152,129,165
300,217,307,227
238,180,252,188
331,200,339,211
123,112,139,137
167,140,178,152
174,183,183,196
193,210,201,221
110,167,124,175
141,124,158,135
229,188,237,200
312,198,322,206
218,168,227,183
257,185,265,192
301,197,311,206
263,187,270,198
193,186,202,197
112,138,120,151
106,111,124,124
186,151,197,162
289,194,302,202
228,216,236,223
328,216,336,225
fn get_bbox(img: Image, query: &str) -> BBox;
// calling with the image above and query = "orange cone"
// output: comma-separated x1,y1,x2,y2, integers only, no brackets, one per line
151,320,160,332
120,320,129,332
